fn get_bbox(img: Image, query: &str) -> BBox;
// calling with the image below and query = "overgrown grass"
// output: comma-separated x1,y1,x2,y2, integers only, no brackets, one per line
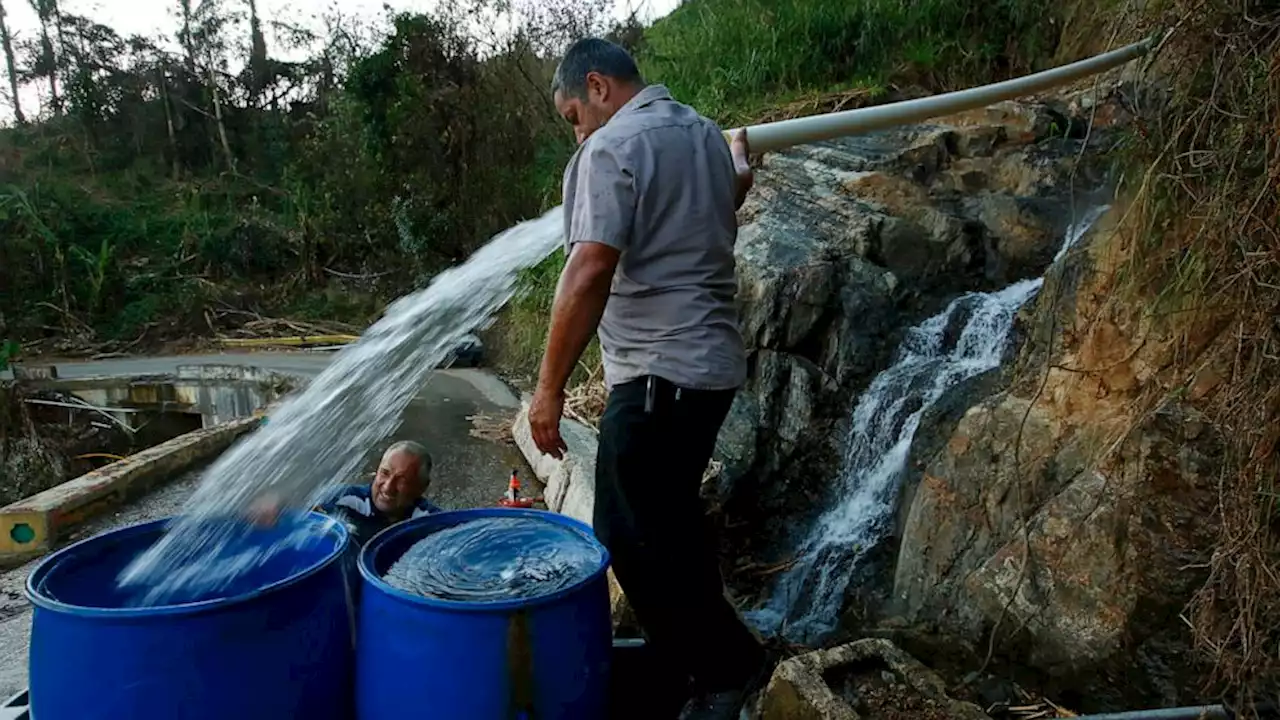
1135,4,1278,706
638,0,1060,125
1066,0,1279,706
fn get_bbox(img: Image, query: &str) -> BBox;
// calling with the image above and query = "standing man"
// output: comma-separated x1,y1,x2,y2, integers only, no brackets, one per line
528,38,765,720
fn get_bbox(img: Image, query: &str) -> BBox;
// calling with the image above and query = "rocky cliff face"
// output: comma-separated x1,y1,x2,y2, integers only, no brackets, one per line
890,199,1227,708
715,88,1227,709
715,98,1117,584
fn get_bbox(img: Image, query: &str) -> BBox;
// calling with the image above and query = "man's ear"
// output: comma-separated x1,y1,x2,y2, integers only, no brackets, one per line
585,71,608,102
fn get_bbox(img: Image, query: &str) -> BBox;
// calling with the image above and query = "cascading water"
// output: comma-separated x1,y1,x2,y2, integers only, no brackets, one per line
117,207,564,602
747,205,1109,643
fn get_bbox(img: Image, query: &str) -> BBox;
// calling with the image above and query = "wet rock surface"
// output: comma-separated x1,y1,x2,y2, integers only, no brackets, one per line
714,98,1115,606
712,85,1230,711
894,394,1222,709
891,190,1226,708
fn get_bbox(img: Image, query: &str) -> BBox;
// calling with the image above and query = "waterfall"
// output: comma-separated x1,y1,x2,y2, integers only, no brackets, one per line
747,205,1109,643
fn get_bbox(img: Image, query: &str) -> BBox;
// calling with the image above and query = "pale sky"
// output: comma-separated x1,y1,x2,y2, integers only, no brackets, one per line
0,0,681,122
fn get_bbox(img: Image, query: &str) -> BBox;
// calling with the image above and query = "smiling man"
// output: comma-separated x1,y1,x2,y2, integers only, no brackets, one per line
249,440,440,548
527,37,764,720
317,440,440,547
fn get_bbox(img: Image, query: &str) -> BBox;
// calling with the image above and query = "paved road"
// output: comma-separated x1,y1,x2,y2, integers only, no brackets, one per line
11,350,530,508
0,349,533,700
18,351,338,379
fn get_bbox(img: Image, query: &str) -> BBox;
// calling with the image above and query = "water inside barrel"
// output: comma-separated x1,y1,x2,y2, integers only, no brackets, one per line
97,518,340,608
383,516,604,602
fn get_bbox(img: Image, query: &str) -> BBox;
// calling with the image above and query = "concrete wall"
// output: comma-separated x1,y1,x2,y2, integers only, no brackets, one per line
511,398,597,528
22,367,296,429
176,365,294,426
0,416,262,567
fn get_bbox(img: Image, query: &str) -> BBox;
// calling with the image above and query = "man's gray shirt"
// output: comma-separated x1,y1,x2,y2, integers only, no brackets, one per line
562,84,746,391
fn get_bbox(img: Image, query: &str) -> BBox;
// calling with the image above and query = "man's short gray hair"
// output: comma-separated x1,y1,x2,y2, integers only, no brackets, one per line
552,37,644,100
384,440,432,486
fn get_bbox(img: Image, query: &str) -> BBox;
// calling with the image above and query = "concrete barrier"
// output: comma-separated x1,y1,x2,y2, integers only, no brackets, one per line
511,398,597,528
20,368,295,429
754,638,990,720
0,416,262,568
8,365,56,380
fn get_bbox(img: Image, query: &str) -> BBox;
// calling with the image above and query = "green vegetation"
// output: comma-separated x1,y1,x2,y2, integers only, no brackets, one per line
0,340,17,371
642,0,1059,124
0,0,1063,381
0,0,596,354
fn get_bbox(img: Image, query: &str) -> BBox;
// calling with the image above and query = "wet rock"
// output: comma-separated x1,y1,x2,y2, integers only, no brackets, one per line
885,187,1229,707
973,194,1062,279
753,638,989,720
715,99,1119,606
892,393,1066,636
607,568,639,635
893,392,1222,704
892,366,1008,547
713,392,758,494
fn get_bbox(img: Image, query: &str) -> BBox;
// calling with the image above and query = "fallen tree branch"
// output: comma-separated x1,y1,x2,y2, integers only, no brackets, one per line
322,266,392,280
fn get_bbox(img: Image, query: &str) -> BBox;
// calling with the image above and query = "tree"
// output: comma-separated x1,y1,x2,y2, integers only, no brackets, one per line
244,0,267,104
0,0,23,123
27,0,58,114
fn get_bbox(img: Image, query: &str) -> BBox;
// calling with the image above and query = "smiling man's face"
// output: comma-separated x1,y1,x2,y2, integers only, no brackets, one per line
370,448,424,518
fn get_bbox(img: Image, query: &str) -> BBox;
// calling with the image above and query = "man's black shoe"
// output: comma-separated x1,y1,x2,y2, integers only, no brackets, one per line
677,658,772,720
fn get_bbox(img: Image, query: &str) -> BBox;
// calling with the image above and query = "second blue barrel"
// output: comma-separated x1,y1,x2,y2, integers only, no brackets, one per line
26,512,354,720
357,507,612,720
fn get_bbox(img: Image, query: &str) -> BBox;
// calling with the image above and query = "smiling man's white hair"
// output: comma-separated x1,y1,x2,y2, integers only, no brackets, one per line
383,440,432,486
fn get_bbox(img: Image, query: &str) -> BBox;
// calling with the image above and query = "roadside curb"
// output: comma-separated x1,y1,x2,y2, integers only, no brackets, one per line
510,397,597,528
0,416,262,568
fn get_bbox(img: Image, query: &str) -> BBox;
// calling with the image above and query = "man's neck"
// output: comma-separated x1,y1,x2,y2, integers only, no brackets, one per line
379,505,412,522
608,82,646,115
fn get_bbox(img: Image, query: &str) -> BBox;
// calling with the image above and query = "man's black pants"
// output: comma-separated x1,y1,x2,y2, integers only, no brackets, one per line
594,375,765,692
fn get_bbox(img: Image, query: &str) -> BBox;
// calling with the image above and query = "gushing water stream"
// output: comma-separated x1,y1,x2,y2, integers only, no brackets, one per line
747,206,1108,643
117,207,564,601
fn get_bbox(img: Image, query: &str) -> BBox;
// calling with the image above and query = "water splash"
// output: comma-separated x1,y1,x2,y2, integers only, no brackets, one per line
384,516,605,602
118,207,564,597
747,206,1108,643
123,520,335,607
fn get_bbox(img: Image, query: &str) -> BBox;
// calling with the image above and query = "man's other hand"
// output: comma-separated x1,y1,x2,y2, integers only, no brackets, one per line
730,128,753,209
529,387,568,459
247,493,283,527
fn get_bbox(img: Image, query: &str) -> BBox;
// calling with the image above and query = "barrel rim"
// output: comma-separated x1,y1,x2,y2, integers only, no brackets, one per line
358,507,610,612
25,511,349,618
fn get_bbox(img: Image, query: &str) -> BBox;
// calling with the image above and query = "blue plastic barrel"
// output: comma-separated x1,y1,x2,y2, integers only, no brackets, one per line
357,508,612,720
26,513,354,720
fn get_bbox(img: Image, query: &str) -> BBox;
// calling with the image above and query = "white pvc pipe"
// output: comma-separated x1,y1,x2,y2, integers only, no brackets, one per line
726,34,1159,153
